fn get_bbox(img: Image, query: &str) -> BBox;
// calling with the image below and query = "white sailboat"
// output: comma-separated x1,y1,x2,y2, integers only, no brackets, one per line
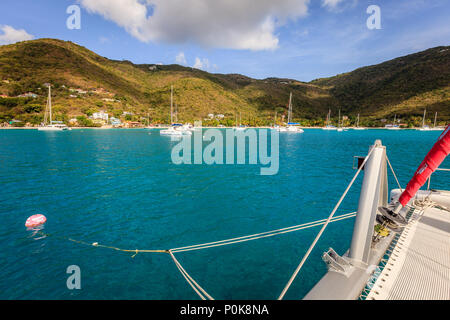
337,109,344,132
38,85,69,131
353,113,367,130
430,112,445,131
418,109,431,131
234,112,246,131
145,111,153,129
323,109,337,130
181,123,195,131
279,92,303,133
386,114,400,130
160,85,191,136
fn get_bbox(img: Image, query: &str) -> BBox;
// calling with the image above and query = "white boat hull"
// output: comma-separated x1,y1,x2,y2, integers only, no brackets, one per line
286,126,304,133
38,126,69,131
160,128,192,136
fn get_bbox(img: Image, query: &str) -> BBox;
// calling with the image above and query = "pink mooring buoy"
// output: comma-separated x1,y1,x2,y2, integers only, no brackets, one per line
25,214,47,228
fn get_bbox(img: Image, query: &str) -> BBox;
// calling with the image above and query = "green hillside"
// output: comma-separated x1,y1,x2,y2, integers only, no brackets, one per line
311,46,450,123
0,39,448,127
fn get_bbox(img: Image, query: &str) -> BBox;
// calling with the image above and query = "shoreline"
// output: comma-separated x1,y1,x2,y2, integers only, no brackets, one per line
0,126,436,130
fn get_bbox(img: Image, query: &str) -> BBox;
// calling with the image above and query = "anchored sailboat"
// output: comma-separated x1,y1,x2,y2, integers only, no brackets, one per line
323,109,337,130
353,114,366,130
160,85,191,136
418,109,431,131
278,92,303,133
337,109,343,132
234,112,246,131
385,114,400,130
430,112,445,131
38,85,69,131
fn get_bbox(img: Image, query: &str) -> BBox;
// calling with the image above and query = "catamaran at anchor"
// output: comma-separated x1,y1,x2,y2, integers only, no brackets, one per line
419,110,445,131
385,114,401,130
277,92,304,133
418,109,431,131
234,112,246,131
353,114,366,130
323,109,337,130
337,109,345,132
38,85,70,131
160,85,192,136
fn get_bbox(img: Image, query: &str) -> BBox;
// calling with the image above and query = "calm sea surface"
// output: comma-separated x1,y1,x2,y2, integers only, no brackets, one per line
0,128,448,300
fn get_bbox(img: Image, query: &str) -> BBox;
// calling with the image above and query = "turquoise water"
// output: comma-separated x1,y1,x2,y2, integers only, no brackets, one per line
0,129,448,300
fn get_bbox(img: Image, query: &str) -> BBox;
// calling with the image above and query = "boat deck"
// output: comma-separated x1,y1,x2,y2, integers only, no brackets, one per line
367,205,450,300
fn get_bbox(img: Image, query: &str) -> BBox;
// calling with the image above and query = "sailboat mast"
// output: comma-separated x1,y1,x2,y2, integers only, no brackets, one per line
43,86,48,125
48,85,52,125
338,109,341,128
170,85,173,124
423,109,426,127
287,92,293,124
434,112,438,128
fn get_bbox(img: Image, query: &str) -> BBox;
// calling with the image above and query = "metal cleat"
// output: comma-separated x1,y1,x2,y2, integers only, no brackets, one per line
322,248,352,274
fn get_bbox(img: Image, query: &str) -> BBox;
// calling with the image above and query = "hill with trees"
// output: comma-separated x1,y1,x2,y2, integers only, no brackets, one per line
0,39,448,127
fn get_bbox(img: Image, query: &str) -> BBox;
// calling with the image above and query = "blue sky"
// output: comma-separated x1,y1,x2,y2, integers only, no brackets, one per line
0,0,449,81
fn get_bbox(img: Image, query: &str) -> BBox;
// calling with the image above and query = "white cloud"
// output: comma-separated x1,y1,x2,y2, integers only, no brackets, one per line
175,52,187,65
322,0,357,11
322,0,344,9
79,0,310,50
0,25,34,45
193,57,210,70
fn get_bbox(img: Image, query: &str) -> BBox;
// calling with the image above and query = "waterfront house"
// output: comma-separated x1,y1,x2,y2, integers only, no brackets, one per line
92,111,109,122
110,117,122,127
